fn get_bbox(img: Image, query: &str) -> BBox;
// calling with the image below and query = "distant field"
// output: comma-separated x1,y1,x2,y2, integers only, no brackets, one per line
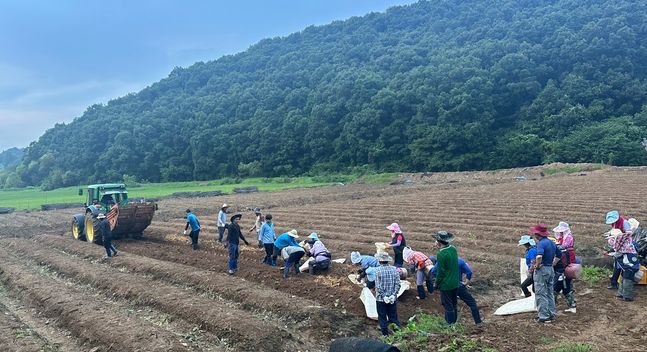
0,174,397,210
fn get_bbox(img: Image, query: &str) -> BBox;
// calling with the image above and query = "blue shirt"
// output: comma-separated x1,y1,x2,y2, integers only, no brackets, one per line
217,210,227,228
258,222,275,244
360,255,379,269
186,213,200,231
274,233,299,249
365,267,377,282
536,237,556,266
525,247,537,268
431,257,473,286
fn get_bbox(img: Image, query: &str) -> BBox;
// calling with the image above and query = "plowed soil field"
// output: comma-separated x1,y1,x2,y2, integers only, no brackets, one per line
1,165,646,351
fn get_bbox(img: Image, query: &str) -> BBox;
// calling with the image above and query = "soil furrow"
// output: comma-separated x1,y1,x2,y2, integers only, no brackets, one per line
1,238,303,352
0,246,190,352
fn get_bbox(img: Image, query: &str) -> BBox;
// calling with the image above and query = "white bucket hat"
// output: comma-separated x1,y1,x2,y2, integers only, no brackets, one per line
628,218,640,231
553,221,570,233
288,229,298,238
402,247,413,262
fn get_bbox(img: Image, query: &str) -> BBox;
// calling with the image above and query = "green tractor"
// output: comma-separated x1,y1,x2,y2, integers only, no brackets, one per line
71,183,157,244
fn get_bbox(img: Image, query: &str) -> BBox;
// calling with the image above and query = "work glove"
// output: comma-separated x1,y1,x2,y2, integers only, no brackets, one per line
257,240,263,248
183,230,187,235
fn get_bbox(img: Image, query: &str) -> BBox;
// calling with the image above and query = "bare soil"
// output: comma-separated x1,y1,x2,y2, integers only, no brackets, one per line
1,164,646,351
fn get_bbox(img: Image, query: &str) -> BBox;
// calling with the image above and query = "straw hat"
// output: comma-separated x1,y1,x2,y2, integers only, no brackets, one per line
221,203,229,209
288,229,299,238
628,218,640,231
608,228,623,237
376,252,392,263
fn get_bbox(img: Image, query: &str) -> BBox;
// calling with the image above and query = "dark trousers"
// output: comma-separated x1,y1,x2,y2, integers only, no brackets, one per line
217,227,225,242
190,229,200,250
457,285,482,324
366,280,375,289
393,249,404,267
376,301,400,336
103,236,113,257
440,289,458,324
263,243,274,264
554,274,573,295
284,252,304,278
271,246,282,265
521,276,534,297
308,258,331,274
228,243,239,271
610,264,621,288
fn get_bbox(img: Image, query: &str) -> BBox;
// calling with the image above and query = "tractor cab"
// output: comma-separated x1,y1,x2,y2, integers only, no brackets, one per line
83,183,129,214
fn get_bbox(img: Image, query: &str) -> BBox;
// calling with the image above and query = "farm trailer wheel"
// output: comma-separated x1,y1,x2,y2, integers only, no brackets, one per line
84,214,103,245
71,214,86,241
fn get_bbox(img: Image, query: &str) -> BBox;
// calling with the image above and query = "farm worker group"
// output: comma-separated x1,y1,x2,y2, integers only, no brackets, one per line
353,224,483,335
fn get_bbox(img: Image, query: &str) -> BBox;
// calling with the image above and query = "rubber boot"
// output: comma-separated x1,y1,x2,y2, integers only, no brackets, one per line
622,277,635,301
416,285,426,299
293,263,300,275
271,258,277,267
309,265,315,275
564,291,577,313
283,264,290,278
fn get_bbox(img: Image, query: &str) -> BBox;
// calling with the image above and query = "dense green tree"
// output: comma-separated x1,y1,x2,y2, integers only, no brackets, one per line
6,0,647,189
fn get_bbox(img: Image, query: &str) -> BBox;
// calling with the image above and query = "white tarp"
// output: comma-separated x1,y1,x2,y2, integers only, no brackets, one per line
494,258,536,316
332,258,346,264
299,258,315,272
359,281,411,320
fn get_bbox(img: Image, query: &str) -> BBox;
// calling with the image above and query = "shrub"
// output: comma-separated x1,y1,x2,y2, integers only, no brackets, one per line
581,265,612,287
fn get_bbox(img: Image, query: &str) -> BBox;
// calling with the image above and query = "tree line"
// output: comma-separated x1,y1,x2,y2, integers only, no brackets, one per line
2,0,647,190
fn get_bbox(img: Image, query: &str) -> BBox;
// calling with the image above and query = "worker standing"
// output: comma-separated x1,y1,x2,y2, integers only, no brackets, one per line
433,231,459,325
249,207,264,235
98,213,114,259
183,209,201,250
456,257,483,327
224,214,249,274
217,204,229,243
518,235,537,297
531,223,557,323
373,252,401,336
385,223,406,267
258,213,276,265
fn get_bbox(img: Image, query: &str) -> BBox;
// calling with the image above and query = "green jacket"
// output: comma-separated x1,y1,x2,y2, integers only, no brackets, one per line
435,245,459,291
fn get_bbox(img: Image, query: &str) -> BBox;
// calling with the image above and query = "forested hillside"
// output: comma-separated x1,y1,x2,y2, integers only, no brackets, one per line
0,148,23,171
5,0,647,189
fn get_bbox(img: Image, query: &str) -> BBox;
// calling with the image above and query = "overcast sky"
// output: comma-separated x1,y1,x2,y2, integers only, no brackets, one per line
0,0,415,151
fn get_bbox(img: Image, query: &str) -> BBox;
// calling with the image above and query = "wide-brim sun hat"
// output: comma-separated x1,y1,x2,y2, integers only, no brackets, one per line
628,218,640,230
351,251,362,264
230,213,242,222
606,210,619,224
376,252,392,263
308,232,319,241
221,203,229,209
553,221,570,233
608,228,623,237
402,247,413,261
518,235,536,246
529,224,550,237
432,231,455,242
288,229,299,238
386,223,402,234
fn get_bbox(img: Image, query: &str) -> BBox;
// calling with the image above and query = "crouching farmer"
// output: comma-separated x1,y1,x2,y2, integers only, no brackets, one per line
351,251,380,288
403,247,433,299
282,245,305,278
272,230,299,266
374,252,401,336
306,233,331,275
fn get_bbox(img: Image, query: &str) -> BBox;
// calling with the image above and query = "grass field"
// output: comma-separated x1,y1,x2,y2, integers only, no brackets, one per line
0,174,398,210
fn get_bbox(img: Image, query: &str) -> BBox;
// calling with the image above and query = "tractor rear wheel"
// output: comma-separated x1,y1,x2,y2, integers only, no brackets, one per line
71,214,86,241
84,214,103,245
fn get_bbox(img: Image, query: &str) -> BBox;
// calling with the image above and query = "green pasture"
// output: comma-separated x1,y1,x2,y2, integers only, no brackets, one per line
0,174,398,210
